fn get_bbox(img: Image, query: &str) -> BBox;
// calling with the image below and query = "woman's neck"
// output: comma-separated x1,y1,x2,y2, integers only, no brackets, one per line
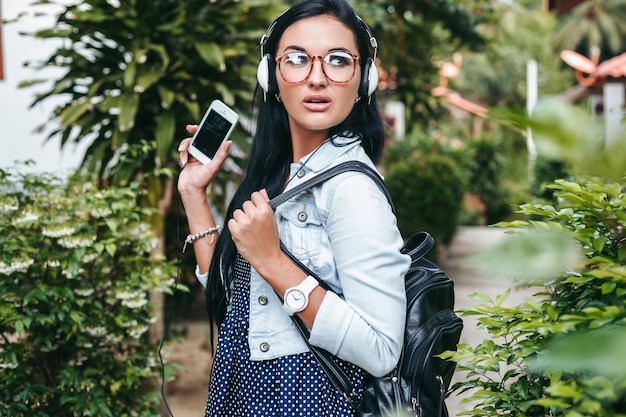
291,130,329,162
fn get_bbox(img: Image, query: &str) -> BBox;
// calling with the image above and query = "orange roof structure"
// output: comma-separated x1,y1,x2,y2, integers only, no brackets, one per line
561,50,626,87
431,53,488,118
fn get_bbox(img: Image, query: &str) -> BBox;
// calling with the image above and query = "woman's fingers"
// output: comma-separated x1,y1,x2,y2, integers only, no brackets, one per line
212,140,232,166
178,138,192,165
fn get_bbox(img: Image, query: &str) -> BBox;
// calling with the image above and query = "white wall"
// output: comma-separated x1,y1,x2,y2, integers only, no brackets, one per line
0,0,87,173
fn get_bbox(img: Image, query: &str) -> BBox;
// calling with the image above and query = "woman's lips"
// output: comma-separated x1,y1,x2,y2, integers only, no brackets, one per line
303,95,332,111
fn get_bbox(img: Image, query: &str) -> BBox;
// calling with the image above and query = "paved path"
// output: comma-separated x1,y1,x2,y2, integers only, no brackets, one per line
440,226,535,416
165,226,534,416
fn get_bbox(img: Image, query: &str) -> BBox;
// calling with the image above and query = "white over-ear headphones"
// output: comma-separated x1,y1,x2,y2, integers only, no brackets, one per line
256,14,379,100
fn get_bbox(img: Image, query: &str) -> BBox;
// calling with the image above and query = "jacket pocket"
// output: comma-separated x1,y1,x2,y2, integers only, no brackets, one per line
276,192,322,259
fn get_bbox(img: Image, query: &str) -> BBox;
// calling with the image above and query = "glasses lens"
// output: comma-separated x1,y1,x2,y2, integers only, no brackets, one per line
278,52,357,84
322,52,356,83
279,52,312,84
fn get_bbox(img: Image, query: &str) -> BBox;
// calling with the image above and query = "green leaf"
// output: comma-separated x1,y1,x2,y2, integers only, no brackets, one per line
194,42,225,70
158,86,175,109
69,311,83,324
105,243,116,257
532,397,570,408
118,94,139,132
469,292,494,303
546,383,583,400
59,99,92,127
469,230,583,284
156,113,176,164
123,60,137,89
135,71,164,93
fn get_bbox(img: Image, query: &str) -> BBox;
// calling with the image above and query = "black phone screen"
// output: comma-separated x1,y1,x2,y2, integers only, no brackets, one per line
194,110,233,159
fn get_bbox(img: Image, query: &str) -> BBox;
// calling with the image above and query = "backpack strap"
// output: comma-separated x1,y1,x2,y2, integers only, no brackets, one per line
268,160,391,404
269,160,394,212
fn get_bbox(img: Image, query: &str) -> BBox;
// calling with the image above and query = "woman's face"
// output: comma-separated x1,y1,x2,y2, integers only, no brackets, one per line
275,14,362,142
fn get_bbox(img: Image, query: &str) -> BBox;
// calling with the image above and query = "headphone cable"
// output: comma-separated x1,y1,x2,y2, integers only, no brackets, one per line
159,165,187,417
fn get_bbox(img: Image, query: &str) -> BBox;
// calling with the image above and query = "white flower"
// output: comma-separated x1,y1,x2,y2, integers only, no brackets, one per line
122,297,148,309
45,259,61,268
0,258,34,275
12,210,39,225
81,253,98,263
123,319,138,328
57,235,96,249
62,268,85,280
74,287,95,297
125,223,150,235
0,198,19,214
115,290,144,300
42,225,75,238
84,326,107,337
128,325,149,339
90,207,112,218
0,362,18,369
104,334,123,345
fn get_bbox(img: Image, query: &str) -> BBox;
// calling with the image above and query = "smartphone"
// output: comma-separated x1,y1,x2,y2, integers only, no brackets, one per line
188,99,239,164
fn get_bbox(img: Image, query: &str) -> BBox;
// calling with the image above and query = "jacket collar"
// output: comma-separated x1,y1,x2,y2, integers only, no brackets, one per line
291,134,362,176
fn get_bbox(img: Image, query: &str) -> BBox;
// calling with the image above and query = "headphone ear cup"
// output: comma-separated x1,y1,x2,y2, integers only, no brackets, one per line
360,57,378,98
257,53,278,95
367,59,379,97
257,54,270,93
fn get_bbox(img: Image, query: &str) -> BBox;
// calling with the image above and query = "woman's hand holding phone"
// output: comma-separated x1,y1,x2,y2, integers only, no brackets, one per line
177,124,231,198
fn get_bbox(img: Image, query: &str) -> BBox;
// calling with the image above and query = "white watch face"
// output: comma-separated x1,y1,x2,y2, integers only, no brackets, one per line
285,289,307,310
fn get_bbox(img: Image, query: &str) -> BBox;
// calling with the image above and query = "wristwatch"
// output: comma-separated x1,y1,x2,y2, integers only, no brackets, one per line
282,275,319,316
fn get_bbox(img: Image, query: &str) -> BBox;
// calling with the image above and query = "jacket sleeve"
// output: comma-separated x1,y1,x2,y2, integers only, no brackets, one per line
307,173,410,377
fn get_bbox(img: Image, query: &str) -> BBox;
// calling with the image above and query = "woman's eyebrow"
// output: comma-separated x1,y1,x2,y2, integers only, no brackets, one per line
280,45,354,54
280,45,307,54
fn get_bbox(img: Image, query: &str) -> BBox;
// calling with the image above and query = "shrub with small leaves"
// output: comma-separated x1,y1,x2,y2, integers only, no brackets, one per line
384,152,466,247
0,167,178,416
441,176,626,416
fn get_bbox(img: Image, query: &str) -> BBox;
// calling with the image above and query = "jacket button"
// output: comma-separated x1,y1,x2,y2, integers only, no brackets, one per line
297,210,308,222
258,295,268,305
297,168,306,178
260,342,270,352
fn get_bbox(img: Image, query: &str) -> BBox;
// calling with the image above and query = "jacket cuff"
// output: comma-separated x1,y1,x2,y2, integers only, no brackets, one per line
309,291,353,354
195,265,208,288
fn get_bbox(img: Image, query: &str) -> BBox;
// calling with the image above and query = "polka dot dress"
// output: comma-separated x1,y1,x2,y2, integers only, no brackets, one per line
204,255,365,416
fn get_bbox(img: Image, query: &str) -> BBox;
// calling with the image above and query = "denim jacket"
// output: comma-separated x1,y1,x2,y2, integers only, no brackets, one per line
197,136,410,377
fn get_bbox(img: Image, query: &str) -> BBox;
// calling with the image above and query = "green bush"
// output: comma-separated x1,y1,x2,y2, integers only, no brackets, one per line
442,176,626,416
0,167,179,416
466,137,511,225
383,151,466,247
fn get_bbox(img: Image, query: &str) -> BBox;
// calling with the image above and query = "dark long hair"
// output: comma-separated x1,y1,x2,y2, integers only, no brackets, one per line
204,0,385,330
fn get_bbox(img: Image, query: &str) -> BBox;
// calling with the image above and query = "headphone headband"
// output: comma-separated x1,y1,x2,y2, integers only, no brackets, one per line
260,13,378,59
356,15,378,61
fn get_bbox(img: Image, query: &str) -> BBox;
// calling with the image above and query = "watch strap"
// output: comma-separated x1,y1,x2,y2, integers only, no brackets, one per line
294,275,319,295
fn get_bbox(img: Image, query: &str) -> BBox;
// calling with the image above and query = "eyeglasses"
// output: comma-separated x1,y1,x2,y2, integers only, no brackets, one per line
276,51,360,85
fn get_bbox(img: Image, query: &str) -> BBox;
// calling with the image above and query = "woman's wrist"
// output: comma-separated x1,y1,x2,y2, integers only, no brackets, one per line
179,188,210,208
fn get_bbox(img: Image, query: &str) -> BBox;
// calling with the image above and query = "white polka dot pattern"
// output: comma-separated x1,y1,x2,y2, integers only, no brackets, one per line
204,255,364,416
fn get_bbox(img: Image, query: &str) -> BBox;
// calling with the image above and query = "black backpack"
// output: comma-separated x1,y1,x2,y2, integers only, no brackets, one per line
270,161,464,417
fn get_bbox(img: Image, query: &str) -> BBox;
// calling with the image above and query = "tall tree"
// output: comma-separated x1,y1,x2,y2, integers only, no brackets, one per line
21,0,287,216
552,0,626,57
353,0,490,131
454,0,573,109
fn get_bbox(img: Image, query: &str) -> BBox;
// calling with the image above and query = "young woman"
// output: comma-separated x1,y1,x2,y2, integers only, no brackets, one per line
177,0,410,415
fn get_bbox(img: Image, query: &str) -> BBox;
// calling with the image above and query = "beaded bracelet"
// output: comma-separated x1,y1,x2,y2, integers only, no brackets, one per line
182,225,221,253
